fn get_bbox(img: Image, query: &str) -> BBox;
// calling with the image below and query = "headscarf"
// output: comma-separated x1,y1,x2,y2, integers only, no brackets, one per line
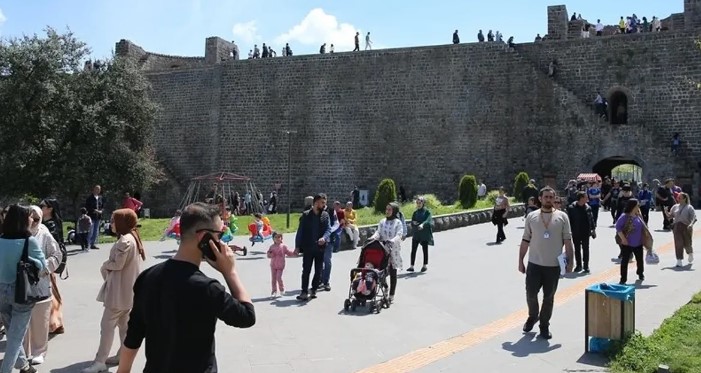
387,202,400,220
29,205,43,236
112,208,145,260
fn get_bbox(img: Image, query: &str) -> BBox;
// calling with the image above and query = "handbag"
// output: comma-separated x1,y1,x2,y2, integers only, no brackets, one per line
15,238,51,304
614,216,633,245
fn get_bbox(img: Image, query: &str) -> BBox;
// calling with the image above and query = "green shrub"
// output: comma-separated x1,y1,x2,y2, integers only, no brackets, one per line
420,194,442,210
373,178,397,213
486,190,501,204
458,175,478,208
513,172,530,201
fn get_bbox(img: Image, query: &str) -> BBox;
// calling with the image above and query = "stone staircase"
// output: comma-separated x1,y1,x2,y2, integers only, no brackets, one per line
508,45,697,178
485,42,696,178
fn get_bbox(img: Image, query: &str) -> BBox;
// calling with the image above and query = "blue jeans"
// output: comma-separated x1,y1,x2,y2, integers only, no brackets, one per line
0,283,34,373
322,236,338,285
88,217,101,247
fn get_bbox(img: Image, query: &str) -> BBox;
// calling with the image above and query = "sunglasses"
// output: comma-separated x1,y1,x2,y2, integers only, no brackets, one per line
196,228,226,239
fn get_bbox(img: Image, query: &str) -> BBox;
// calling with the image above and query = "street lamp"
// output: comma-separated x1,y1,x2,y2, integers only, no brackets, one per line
282,129,298,228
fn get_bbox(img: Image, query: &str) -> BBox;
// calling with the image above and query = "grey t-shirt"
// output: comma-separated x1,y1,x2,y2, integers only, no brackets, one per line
522,209,572,267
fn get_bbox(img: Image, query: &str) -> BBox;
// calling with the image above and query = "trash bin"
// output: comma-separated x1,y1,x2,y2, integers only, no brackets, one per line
143,208,151,218
585,283,635,353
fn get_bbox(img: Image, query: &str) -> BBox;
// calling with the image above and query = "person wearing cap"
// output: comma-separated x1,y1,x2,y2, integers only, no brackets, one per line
656,178,676,230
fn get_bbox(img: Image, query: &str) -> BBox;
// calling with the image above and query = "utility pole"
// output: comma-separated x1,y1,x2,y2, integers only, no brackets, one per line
283,130,298,228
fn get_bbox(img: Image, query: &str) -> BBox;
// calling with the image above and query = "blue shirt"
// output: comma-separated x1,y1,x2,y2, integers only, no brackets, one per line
637,190,653,207
0,237,46,284
588,187,602,206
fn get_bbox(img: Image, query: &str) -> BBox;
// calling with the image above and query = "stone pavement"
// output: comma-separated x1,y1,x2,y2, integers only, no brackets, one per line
1,211,700,373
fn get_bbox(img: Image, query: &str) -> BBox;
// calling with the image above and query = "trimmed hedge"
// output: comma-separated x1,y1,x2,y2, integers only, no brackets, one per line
373,178,397,213
513,172,530,201
458,175,478,208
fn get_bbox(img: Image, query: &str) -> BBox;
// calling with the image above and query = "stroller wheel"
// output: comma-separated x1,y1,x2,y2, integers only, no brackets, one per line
350,301,357,312
344,299,351,311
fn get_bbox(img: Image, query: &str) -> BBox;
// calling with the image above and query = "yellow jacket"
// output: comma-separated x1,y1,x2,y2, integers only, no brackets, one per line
345,209,357,225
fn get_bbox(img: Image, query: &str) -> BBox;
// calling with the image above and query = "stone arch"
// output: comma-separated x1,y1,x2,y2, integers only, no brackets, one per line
591,155,645,180
607,86,631,125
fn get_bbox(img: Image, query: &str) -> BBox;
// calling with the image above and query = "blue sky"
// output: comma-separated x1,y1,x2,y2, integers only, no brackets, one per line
0,0,681,59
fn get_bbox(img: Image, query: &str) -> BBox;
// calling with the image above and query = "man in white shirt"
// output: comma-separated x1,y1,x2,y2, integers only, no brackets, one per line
365,32,372,50
519,187,574,340
595,19,604,36
477,181,487,199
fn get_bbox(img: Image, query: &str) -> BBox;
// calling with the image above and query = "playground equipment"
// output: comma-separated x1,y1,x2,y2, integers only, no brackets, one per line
178,172,264,214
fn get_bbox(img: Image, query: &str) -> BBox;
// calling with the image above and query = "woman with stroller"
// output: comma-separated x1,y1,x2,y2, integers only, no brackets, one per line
369,202,404,303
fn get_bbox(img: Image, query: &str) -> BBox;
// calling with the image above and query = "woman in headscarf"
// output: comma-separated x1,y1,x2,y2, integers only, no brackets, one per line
407,196,434,273
23,206,63,366
369,202,404,303
39,198,65,335
83,209,145,373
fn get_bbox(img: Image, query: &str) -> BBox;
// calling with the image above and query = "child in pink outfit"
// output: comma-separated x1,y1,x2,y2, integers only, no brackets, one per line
267,232,296,297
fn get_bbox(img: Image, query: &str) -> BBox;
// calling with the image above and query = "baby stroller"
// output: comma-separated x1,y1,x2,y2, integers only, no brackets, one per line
343,240,391,314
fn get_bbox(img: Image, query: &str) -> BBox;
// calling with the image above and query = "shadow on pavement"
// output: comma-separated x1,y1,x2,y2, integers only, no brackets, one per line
661,264,694,271
49,361,94,373
575,352,609,368
501,333,562,357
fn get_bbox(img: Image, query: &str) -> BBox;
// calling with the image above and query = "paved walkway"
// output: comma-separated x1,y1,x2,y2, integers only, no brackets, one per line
1,211,700,373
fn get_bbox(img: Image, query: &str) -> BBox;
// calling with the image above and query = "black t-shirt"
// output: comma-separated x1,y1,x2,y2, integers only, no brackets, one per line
124,260,256,373
657,187,674,206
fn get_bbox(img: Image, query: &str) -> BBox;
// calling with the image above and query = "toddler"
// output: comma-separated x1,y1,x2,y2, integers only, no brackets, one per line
161,209,182,243
267,232,295,297
352,263,378,296
77,207,92,251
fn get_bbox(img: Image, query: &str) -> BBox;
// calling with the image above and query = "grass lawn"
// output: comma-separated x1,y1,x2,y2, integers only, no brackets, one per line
609,290,701,372
77,197,509,244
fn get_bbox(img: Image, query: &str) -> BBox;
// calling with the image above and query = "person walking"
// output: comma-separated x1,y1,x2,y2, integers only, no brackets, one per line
519,187,574,340
407,196,434,273
566,191,596,273
492,187,510,243
0,205,46,373
83,209,145,373
615,199,648,284
669,192,696,267
369,203,404,303
117,203,255,373
295,194,331,301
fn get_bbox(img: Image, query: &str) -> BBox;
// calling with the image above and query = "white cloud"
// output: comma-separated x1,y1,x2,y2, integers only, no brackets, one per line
232,20,261,45
0,8,6,28
274,8,359,52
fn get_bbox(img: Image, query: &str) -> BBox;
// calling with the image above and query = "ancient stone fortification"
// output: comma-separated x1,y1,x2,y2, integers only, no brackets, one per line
117,2,701,216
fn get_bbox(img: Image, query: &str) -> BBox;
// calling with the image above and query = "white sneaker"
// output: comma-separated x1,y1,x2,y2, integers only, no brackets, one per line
689,253,694,263
82,361,108,373
677,259,683,267
105,355,120,365
30,355,44,365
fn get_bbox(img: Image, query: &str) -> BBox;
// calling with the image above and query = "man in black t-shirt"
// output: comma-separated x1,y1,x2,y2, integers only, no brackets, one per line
118,203,255,373
656,178,676,230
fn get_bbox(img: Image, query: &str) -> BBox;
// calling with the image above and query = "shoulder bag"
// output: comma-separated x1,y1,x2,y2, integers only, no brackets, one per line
614,215,633,245
15,238,51,304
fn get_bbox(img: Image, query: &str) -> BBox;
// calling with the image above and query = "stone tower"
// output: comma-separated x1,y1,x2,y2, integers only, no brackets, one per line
685,0,701,29
547,5,569,40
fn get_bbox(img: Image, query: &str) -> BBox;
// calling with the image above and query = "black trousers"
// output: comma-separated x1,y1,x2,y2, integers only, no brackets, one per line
301,247,324,293
620,245,644,283
662,207,673,229
572,234,590,269
525,263,561,330
411,240,429,266
640,206,650,225
389,267,397,296
590,205,600,225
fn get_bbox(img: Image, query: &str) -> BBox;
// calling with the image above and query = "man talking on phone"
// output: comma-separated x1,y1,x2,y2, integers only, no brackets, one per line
118,203,255,373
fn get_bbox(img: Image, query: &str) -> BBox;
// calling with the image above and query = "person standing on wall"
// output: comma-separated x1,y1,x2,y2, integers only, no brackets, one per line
407,196,434,273
566,191,596,273
85,185,104,250
353,32,360,51
519,187,574,340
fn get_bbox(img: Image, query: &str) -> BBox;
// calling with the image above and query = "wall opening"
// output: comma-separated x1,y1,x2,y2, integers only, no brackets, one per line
593,157,642,181
609,91,628,125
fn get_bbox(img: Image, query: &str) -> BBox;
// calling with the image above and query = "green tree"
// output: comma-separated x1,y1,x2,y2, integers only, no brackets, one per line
458,175,478,208
513,172,530,201
0,28,162,208
373,178,397,213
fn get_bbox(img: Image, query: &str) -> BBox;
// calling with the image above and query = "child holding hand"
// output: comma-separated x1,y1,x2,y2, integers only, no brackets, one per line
267,232,296,297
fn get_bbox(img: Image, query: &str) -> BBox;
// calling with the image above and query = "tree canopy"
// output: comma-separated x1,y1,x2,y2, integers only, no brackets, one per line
0,27,162,205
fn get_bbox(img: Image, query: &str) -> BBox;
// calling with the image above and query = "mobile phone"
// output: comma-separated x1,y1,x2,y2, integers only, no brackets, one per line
198,233,218,261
